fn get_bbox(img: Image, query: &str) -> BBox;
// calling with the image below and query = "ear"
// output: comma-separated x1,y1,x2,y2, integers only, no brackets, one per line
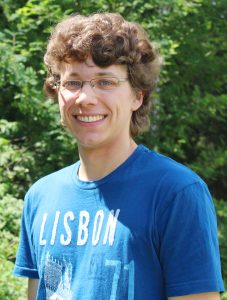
132,90,144,111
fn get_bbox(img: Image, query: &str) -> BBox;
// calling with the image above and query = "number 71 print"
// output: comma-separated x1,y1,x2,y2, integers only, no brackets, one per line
105,259,135,300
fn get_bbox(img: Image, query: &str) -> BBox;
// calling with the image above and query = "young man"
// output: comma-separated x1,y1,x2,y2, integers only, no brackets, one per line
14,13,224,300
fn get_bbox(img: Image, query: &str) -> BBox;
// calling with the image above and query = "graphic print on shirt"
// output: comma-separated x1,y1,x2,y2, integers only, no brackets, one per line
39,209,120,246
44,252,72,300
43,252,135,300
87,253,135,299
38,208,137,298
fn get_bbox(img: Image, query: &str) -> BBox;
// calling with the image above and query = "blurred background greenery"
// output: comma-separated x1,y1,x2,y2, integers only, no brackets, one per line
0,0,226,298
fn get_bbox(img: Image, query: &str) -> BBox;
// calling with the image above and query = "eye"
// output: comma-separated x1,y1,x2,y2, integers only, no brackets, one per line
95,78,117,89
63,80,82,89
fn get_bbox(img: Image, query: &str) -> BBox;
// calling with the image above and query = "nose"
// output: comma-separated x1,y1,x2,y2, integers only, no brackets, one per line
74,84,98,106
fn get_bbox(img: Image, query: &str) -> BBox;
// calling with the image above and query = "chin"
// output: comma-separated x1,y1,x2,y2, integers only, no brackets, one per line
75,137,104,150
77,136,115,151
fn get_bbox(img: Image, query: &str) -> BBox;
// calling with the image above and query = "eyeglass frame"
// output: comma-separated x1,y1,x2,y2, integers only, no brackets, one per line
53,77,128,92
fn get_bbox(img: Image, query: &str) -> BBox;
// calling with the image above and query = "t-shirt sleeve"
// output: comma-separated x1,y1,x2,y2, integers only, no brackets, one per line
157,180,225,296
13,192,39,278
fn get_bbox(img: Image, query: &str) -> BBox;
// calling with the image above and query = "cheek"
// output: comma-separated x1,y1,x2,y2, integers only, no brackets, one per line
58,99,65,117
58,92,73,112
58,97,63,110
58,97,70,121
58,90,76,105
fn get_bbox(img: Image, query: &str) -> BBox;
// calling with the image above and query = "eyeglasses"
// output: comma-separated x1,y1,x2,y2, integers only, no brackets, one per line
55,77,128,92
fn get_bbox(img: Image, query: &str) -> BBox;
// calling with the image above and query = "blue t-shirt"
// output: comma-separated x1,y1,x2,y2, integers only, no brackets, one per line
13,145,224,299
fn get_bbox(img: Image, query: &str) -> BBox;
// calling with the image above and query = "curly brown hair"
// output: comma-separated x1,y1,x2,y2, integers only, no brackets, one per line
44,13,162,136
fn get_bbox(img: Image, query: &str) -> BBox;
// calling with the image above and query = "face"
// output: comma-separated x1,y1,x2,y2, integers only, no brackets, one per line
58,58,143,151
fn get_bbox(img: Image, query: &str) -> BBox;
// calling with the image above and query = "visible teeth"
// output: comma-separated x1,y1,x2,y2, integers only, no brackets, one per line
77,115,105,122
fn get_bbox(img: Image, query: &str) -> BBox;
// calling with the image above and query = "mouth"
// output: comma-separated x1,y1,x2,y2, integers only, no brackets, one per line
74,115,106,123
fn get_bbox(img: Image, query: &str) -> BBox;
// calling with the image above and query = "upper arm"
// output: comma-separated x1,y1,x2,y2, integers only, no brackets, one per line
28,278,39,300
14,192,39,279
168,292,221,300
158,182,224,296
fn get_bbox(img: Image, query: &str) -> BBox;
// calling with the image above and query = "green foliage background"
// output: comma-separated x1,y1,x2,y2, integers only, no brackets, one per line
0,0,226,298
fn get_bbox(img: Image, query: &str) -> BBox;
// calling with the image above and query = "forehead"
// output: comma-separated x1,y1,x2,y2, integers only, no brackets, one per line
60,57,127,79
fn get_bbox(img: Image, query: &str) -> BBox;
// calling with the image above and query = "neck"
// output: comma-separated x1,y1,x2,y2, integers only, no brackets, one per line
78,139,138,181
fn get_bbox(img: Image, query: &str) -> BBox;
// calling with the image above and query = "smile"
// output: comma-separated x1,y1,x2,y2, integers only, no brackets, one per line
76,115,106,123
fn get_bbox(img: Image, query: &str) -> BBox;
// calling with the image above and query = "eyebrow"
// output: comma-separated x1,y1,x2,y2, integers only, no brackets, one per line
65,71,118,78
95,72,117,77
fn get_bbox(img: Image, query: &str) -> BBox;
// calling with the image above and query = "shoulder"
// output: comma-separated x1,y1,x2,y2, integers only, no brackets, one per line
32,162,78,189
24,162,79,205
133,145,213,217
136,146,215,221
135,145,204,194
